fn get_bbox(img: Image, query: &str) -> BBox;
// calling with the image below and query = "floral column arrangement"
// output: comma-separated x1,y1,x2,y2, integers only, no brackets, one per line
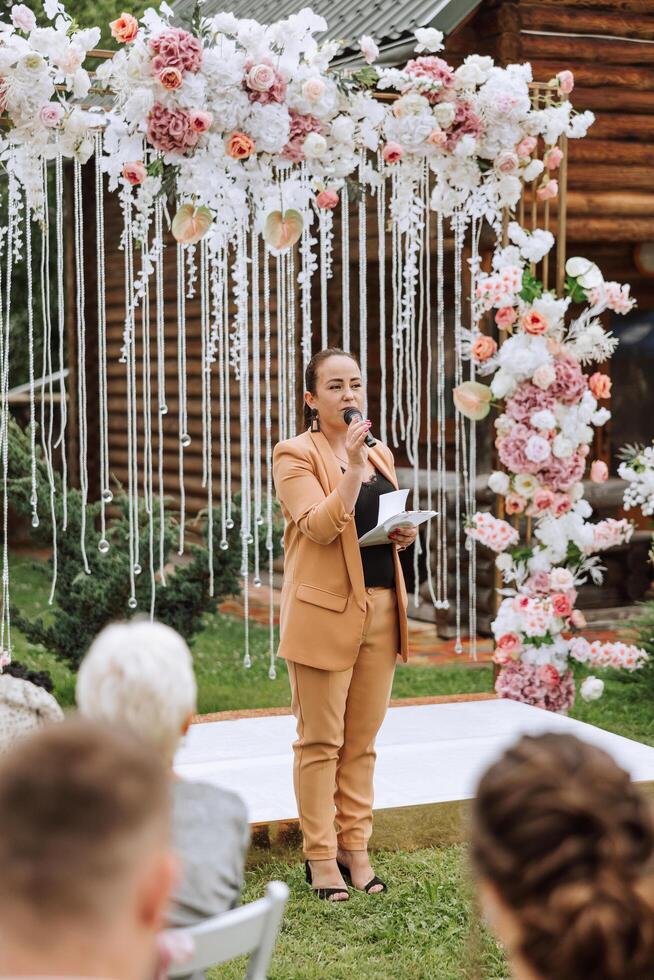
456,240,648,711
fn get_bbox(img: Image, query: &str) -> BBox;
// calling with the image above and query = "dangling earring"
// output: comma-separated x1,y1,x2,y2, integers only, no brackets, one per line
310,408,320,433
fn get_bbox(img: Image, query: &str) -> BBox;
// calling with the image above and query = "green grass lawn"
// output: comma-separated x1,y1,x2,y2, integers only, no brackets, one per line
10,552,654,978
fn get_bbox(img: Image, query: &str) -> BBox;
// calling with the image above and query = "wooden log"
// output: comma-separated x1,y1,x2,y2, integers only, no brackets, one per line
527,61,654,91
522,33,654,65
575,85,654,112
569,140,654,165
567,163,654,191
589,114,654,140
567,190,654,216
522,4,654,40
566,216,654,241
522,0,654,12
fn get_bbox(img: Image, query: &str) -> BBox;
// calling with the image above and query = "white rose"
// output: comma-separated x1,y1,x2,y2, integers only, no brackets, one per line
12,3,36,32
550,567,573,590
553,434,574,459
303,132,327,159
301,77,325,102
580,676,604,702
522,159,544,182
525,434,551,463
495,553,513,572
393,92,430,118
592,407,611,426
414,27,444,53
331,115,355,144
514,474,539,498
531,409,556,431
433,102,456,129
488,471,510,495
532,364,556,390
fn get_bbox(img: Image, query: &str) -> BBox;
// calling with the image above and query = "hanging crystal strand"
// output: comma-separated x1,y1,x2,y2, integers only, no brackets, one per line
263,245,276,679
39,159,59,603
24,209,39,533
436,211,448,610
390,171,401,448
453,211,465,653
73,161,90,573
216,243,228,551
140,242,156,619
286,248,297,437
94,137,111,564
358,154,368,394
377,157,388,445
154,196,166,583
121,187,137,607
237,223,252,669
467,218,482,659
200,238,215,595
251,230,262,588
411,166,427,609
276,252,286,442
201,240,209,492
223,246,233,532
53,149,68,529
341,186,350,350
0,178,15,655
319,209,329,348
299,164,313,374
423,171,438,607
176,238,188,556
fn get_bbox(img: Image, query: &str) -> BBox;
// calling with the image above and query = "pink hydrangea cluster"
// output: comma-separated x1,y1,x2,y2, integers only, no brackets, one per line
588,282,635,315
569,637,648,672
496,662,576,713
445,99,485,150
497,423,541,476
538,452,586,492
591,518,633,552
475,266,522,311
404,56,455,97
549,354,588,405
146,102,199,154
281,111,322,162
465,512,519,552
505,382,555,425
149,27,203,74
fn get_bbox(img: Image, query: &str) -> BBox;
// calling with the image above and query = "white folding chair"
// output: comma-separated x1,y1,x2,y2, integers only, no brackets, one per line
168,880,290,980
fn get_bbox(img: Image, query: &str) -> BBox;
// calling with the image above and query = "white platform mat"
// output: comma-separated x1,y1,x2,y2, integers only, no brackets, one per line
174,699,654,824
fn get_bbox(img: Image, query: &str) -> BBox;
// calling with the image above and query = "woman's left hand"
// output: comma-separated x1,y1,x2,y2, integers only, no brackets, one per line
389,526,418,551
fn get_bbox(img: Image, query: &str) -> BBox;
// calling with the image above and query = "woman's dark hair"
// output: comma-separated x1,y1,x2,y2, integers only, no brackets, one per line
471,733,654,980
303,348,361,429
3,660,54,693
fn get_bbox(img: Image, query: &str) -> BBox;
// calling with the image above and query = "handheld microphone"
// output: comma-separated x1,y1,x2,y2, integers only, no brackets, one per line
343,407,377,448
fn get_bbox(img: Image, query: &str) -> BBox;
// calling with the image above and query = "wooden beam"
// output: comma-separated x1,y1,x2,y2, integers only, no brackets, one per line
522,33,654,65
528,61,654,90
522,4,654,39
589,113,654,139
567,216,654,241
521,0,654,12
567,191,654,216
574,85,654,112
569,139,654,164
568,163,654,190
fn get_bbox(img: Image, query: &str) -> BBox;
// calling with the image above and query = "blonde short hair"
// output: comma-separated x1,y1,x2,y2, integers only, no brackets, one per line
76,620,197,763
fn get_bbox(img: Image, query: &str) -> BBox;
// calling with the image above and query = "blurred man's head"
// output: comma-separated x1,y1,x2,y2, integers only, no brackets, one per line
0,717,177,980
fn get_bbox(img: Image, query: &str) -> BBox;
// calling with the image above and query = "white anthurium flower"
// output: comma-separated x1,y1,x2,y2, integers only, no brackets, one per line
592,407,611,426
566,256,604,289
414,27,444,53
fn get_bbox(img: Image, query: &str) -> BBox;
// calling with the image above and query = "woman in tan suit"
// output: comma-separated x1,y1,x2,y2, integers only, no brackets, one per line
273,348,416,902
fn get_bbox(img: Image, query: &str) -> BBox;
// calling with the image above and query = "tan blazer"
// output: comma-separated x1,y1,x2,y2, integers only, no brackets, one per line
273,429,409,671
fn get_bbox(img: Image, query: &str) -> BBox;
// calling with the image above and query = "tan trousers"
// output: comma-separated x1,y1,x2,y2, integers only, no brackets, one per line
287,587,399,859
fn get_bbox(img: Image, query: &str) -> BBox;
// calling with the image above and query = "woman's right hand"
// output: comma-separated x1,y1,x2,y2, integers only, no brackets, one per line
345,418,370,469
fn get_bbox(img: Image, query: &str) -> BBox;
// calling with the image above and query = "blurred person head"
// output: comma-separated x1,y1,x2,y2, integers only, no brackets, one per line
303,347,364,433
0,660,63,753
76,619,197,766
0,717,176,980
471,733,654,980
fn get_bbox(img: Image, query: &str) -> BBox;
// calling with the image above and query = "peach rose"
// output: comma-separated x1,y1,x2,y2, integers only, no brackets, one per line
315,189,339,210
570,609,586,629
247,63,276,92
382,141,404,164
110,12,139,44
557,70,574,95
537,179,558,202
495,306,517,330
189,109,212,132
497,632,522,657
516,136,537,159
122,161,147,186
590,460,608,483
552,593,572,619
158,66,183,90
520,310,548,335
533,488,554,512
471,334,497,362
427,128,447,147
589,372,611,400
505,493,527,515
302,77,325,102
226,131,255,159
553,494,572,517
495,150,519,174
545,146,564,171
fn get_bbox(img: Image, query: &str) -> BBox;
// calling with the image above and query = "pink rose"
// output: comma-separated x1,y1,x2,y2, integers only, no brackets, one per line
247,63,276,92
110,12,139,44
538,664,561,689
497,633,522,657
40,103,64,128
552,593,572,619
557,70,574,95
525,434,551,464
302,78,325,102
533,488,554,512
471,334,497,362
516,136,537,159
383,141,404,164
315,189,339,210
427,128,447,147
495,306,517,330
532,364,556,390
590,459,609,483
570,609,586,629
158,66,183,90
226,131,255,159
521,310,548,335
589,372,611,400
122,161,147,186
553,494,572,517
495,150,519,174
505,493,527,515
537,179,558,202
189,109,212,132
359,35,379,65
11,3,36,32
545,145,564,171
524,571,550,596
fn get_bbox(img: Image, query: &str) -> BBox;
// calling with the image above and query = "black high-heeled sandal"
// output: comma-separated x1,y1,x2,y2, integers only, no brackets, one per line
305,861,350,902
337,859,388,894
